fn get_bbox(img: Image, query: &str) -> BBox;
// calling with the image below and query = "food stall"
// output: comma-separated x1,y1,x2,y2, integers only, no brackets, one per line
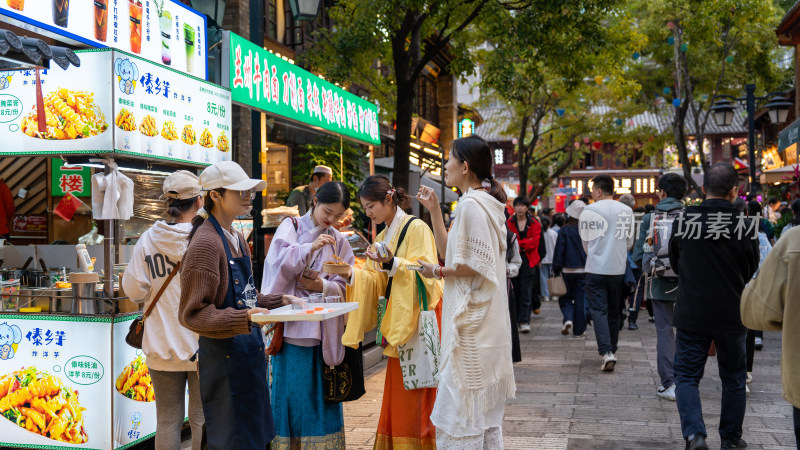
0,45,232,449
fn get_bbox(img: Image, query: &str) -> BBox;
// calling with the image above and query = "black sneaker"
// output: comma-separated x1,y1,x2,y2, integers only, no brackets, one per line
648,316,655,323
720,438,747,449
685,434,709,450
628,321,638,330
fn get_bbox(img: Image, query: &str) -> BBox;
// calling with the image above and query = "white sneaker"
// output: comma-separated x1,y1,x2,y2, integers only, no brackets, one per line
746,372,753,384
551,296,559,302
657,384,676,401
601,352,617,372
519,323,531,334
561,321,573,335
746,384,750,395
573,333,586,339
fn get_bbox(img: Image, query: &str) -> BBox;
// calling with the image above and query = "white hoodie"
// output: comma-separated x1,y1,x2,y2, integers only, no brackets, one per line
122,221,198,372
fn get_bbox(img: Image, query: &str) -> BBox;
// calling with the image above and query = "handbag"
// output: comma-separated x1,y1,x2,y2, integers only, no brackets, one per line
397,272,441,390
323,343,365,402
125,260,181,349
265,322,284,356
547,272,567,297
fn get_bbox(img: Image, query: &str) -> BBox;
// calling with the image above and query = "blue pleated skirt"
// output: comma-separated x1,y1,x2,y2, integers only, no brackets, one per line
270,342,345,449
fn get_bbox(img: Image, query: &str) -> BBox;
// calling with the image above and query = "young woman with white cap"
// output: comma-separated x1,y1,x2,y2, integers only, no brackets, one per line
123,170,205,450
179,161,296,450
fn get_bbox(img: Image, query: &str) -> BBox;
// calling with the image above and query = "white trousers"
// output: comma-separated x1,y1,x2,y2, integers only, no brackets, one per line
436,426,504,450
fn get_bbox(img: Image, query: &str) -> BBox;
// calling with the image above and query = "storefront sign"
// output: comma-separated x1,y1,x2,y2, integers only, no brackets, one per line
52,158,92,197
12,215,47,233
0,315,113,449
570,177,657,195
227,32,380,146
112,50,233,165
0,0,207,78
0,49,231,166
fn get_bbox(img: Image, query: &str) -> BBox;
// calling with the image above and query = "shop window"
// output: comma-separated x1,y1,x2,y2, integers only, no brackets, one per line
596,152,604,168
265,0,278,40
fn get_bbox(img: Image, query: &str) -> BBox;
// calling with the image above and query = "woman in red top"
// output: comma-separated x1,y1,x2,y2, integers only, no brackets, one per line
507,196,545,333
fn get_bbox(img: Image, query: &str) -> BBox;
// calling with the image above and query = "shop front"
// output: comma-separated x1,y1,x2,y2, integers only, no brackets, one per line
565,169,662,207
0,44,231,449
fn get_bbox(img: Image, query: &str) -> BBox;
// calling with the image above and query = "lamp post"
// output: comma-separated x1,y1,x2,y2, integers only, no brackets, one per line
709,85,792,196
288,0,321,21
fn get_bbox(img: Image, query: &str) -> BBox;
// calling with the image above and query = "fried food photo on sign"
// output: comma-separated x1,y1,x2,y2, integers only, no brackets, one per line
21,88,108,140
139,115,158,137
161,120,178,140
0,366,88,444
199,128,213,148
217,131,230,152
181,124,196,145
115,108,136,131
115,355,154,402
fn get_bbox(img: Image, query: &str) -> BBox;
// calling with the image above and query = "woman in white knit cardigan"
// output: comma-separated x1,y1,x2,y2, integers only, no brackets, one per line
417,135,516,449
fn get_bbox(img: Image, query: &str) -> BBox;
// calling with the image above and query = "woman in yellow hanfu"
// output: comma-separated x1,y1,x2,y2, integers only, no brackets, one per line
343,175,443,450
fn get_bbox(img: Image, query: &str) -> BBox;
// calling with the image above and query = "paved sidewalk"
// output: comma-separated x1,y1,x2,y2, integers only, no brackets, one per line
344,300,795,449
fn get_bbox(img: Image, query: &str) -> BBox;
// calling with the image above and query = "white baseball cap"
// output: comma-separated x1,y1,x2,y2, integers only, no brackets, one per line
313,165,333,176
199,161,267,192
160,170,201,200
566,200,586,219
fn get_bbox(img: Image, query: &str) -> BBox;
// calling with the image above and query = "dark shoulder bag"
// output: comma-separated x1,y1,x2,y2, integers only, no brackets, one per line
323,218,416,403
126,261,181,349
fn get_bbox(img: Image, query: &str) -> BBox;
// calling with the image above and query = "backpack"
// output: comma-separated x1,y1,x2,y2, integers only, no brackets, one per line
643,208,684,281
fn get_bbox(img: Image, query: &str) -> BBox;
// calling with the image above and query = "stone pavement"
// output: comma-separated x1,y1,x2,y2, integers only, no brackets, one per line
343,300,795,449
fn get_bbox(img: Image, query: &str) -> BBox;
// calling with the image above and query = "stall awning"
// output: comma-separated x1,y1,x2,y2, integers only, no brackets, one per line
760,164,798,184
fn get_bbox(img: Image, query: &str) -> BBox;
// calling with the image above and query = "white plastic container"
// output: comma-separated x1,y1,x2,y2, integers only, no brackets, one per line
75,244,94,273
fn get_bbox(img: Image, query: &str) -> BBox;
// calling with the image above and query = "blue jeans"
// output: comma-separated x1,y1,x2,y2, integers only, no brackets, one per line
560,273,587,336
539,263,552,297
674,329,747,441
585,273,624,355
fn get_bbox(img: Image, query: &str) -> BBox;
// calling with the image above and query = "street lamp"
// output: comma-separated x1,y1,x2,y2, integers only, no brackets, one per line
709,85,794,196
288,0,321,21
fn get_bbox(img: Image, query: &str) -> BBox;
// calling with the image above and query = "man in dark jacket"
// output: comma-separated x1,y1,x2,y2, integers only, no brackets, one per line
668,163,759,450
508,196,546,333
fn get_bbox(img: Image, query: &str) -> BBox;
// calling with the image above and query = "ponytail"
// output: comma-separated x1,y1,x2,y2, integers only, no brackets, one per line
486,177,507,205
188,189,223,242
166,196,199,219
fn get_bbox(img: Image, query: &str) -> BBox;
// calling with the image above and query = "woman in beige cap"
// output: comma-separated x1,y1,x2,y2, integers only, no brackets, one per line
179,161,295,450
123,170,205,450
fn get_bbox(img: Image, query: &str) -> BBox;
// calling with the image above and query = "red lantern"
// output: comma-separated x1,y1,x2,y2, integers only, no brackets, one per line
592,141,602,149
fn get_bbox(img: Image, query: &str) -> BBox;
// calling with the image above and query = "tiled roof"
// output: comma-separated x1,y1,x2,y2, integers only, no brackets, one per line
476,101,748,144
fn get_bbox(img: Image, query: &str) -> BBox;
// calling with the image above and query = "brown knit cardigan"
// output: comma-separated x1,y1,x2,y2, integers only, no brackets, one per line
179,219,284,339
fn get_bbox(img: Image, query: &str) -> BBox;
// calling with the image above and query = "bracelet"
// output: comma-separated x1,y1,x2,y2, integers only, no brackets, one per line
434,265,444,280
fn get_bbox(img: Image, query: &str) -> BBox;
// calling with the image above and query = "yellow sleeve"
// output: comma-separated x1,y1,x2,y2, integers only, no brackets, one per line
382,219,443,357
342,261,387,349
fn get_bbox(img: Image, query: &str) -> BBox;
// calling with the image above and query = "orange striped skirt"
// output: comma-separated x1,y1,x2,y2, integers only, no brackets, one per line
374,356,437,449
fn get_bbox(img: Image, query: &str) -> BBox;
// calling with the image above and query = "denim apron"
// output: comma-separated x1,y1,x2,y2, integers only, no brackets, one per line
197,216,275,449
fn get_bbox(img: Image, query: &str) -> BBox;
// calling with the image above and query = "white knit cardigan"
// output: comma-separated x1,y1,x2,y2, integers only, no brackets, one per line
433,189,516,429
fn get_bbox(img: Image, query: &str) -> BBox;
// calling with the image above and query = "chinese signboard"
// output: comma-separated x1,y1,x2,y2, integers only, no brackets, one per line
569,177,659,195
0,0,207,78
0,49,231,167
12,215,47,233
52,158,92,197
227,32,381,146
113,50,233,165
0,315,113,449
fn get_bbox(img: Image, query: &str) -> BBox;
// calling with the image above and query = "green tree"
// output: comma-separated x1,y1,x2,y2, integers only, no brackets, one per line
476,2,659,199
625,0,786,196
305,0,633,191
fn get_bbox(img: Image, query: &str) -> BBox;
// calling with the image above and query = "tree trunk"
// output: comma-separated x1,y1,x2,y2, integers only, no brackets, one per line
673,111,703,198
516,115,531,200
393,82,415,191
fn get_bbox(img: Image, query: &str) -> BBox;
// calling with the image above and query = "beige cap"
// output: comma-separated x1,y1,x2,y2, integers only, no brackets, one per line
566,200,586,219
313,165,333,176
160,170,202,200
200,160,267,192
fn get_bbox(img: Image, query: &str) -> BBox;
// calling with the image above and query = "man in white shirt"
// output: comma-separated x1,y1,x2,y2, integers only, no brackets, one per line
579,174,634,372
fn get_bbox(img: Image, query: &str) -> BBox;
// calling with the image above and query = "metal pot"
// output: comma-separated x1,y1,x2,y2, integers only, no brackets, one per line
28,269,64,288
0,268,26,282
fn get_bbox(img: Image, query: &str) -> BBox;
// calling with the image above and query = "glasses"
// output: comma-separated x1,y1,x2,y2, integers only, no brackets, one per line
235,189,256,201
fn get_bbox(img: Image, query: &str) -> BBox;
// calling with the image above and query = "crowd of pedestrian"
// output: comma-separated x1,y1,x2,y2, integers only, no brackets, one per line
122,141,800,449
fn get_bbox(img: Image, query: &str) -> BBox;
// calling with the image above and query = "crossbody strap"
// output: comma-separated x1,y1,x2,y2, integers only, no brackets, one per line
383,217,417,300
143,260,181,320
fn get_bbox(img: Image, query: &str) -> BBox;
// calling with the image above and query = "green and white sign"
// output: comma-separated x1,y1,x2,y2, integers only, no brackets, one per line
228,32,381,146
52,158,92,197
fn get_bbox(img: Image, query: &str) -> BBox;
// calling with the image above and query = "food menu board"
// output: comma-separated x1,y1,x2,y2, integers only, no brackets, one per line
0,0,207,78
0,49,231,166
0,314,114,449
112,49,232,165
227,32,381,146
112,315,156,449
